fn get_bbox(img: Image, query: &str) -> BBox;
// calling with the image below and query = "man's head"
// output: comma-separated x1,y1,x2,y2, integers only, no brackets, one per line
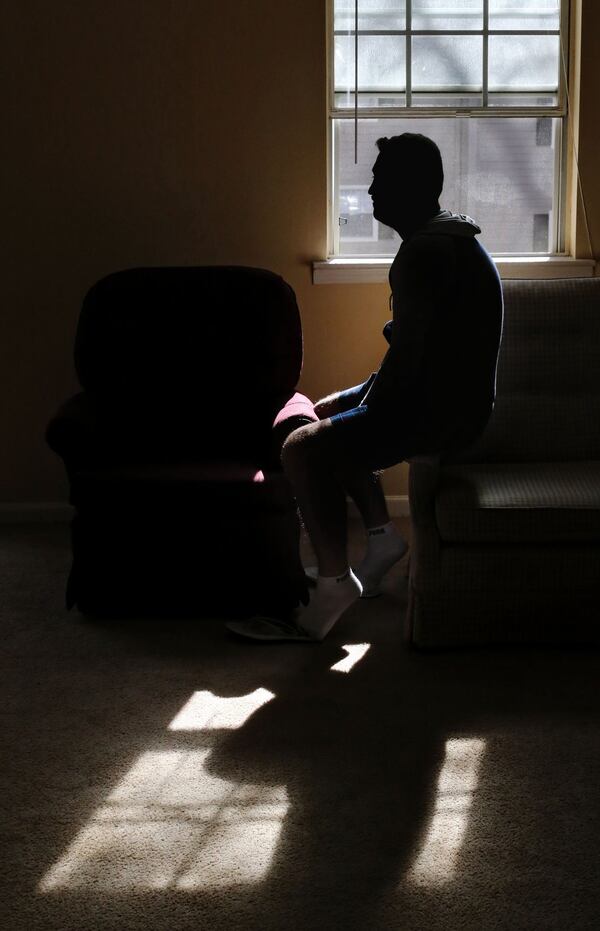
368,133,444,235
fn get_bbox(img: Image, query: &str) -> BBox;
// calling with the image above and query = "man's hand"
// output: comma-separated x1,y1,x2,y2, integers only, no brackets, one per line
314,376,378,419
314,392,346,419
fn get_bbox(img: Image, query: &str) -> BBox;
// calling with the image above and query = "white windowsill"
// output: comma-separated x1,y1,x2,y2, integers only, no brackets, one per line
312,256,597,284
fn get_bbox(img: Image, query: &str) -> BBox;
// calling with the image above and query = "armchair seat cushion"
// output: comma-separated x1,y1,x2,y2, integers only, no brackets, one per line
436,461,600,543
70,461,295,514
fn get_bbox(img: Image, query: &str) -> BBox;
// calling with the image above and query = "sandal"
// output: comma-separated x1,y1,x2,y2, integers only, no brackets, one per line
226,616,318,642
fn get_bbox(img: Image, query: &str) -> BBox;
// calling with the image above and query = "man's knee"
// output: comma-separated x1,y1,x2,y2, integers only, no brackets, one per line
282,421,320,469
281,419,340,479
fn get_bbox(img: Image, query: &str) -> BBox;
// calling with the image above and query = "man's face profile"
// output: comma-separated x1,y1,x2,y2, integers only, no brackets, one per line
368,154,403,231
368,139,442,235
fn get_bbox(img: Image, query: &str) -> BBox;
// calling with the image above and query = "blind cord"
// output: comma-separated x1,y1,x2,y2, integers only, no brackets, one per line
354,0,358,164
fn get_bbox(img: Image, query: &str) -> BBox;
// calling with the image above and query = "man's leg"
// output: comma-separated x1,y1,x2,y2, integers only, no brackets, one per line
282,419,349,576
343,471,409,596
344,470,389,529
226,411,410,641
280,419,362,638
312,382,407,593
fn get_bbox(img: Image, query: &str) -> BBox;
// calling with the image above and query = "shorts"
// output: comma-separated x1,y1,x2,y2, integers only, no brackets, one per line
328,404,414,473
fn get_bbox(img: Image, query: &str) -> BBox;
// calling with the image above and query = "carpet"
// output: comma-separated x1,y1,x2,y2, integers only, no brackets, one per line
1,521,599,930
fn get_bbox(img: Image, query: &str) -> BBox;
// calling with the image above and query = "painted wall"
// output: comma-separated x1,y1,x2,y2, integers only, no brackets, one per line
3,1,598,503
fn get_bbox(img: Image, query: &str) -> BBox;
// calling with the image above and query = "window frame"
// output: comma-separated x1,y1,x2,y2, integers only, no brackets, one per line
326,0,572,262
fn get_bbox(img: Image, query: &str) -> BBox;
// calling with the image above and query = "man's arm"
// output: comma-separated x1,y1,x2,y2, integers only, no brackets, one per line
314,374,378,418
363,237,455,412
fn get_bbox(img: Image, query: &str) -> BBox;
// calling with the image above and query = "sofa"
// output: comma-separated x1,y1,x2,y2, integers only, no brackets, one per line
406,277,600,648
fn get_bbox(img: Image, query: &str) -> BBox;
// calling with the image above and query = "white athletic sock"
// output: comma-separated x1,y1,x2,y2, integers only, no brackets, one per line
355,521,408,597
294,568,362,641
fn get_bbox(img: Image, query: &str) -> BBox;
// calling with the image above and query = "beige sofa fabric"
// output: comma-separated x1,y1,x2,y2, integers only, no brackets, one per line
407,278,600,647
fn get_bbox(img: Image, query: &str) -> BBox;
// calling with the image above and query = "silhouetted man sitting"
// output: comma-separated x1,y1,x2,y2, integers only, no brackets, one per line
228,133,504,642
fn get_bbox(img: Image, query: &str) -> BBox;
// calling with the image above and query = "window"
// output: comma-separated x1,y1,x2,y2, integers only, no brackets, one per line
329,1,569,258
339,186,380,239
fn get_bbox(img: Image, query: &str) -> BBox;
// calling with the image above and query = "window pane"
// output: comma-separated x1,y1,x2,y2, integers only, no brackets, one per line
533,213,550,252
412,93,483,108
488,92,558,108
334,0,406,32
334,92,407,108
335,35,406,93
334,117,559,255
339,188,378,240
412,36,482,92
489,35,560,91
489,0,560,31
412,0,482,31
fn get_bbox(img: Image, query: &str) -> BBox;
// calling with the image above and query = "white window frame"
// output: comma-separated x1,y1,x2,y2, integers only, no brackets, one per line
317,0,595,281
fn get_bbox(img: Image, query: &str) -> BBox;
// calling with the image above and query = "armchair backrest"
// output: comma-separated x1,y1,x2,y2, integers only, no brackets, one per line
447,277,600,463
73,266,304,459
75,266,302,402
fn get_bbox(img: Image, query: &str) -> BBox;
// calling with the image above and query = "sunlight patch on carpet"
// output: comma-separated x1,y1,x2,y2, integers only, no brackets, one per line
168,687,274,730
330,643,371,673
406,737,487,886
39,691,287,892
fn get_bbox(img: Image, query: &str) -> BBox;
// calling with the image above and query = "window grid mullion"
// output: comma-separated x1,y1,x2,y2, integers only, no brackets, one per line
333,30,560,37
406,0,412,107
331,107,566,120
483,0,489,107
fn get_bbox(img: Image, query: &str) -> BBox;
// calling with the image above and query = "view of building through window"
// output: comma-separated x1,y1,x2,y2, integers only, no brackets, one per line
331,0,566,256
335,114,558,255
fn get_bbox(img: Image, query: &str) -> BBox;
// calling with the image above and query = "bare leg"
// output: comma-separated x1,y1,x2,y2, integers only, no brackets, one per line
281,419,349,577
313,383,389,532
225,417,401,641
272,420,364,638
344,470,390,529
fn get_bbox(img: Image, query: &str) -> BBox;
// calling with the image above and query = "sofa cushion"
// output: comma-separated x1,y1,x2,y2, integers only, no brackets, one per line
436,461,600,543
445,279,600,464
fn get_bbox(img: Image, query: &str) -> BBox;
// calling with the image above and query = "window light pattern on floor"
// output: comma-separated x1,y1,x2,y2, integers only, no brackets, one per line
39,690,288,892
330,643,371,673
168,687,274,730
407,737,487,886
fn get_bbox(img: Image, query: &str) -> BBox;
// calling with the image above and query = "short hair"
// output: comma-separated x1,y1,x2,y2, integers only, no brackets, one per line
376,133,444,200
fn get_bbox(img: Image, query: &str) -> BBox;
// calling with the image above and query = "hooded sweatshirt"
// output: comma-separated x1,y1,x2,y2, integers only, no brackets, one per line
364,210,504,454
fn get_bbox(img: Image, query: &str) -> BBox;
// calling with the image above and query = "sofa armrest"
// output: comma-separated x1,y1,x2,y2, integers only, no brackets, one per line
407,457,443,588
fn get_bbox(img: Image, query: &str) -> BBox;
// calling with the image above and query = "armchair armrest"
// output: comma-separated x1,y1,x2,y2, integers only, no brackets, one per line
272,392,317,431
46,391,136,469
267,392,318,467
46,392,102,464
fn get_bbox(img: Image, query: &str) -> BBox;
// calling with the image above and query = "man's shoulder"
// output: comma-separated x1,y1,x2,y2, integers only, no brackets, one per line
390,234,456,286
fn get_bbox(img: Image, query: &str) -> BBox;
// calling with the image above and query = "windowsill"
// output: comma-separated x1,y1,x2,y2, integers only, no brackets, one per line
312,255,597,284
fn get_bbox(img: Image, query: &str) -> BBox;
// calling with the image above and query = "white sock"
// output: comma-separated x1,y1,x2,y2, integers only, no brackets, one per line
355,521,408,597
295,569,362,641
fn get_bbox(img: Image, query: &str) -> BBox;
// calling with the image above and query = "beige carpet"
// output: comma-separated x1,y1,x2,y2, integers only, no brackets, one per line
1,520,599,931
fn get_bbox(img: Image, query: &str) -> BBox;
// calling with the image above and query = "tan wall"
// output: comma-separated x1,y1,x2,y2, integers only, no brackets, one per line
3,1,599,503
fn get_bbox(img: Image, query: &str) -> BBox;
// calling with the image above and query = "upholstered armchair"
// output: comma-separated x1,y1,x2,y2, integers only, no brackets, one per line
407,277,600,648
47,266,317,617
